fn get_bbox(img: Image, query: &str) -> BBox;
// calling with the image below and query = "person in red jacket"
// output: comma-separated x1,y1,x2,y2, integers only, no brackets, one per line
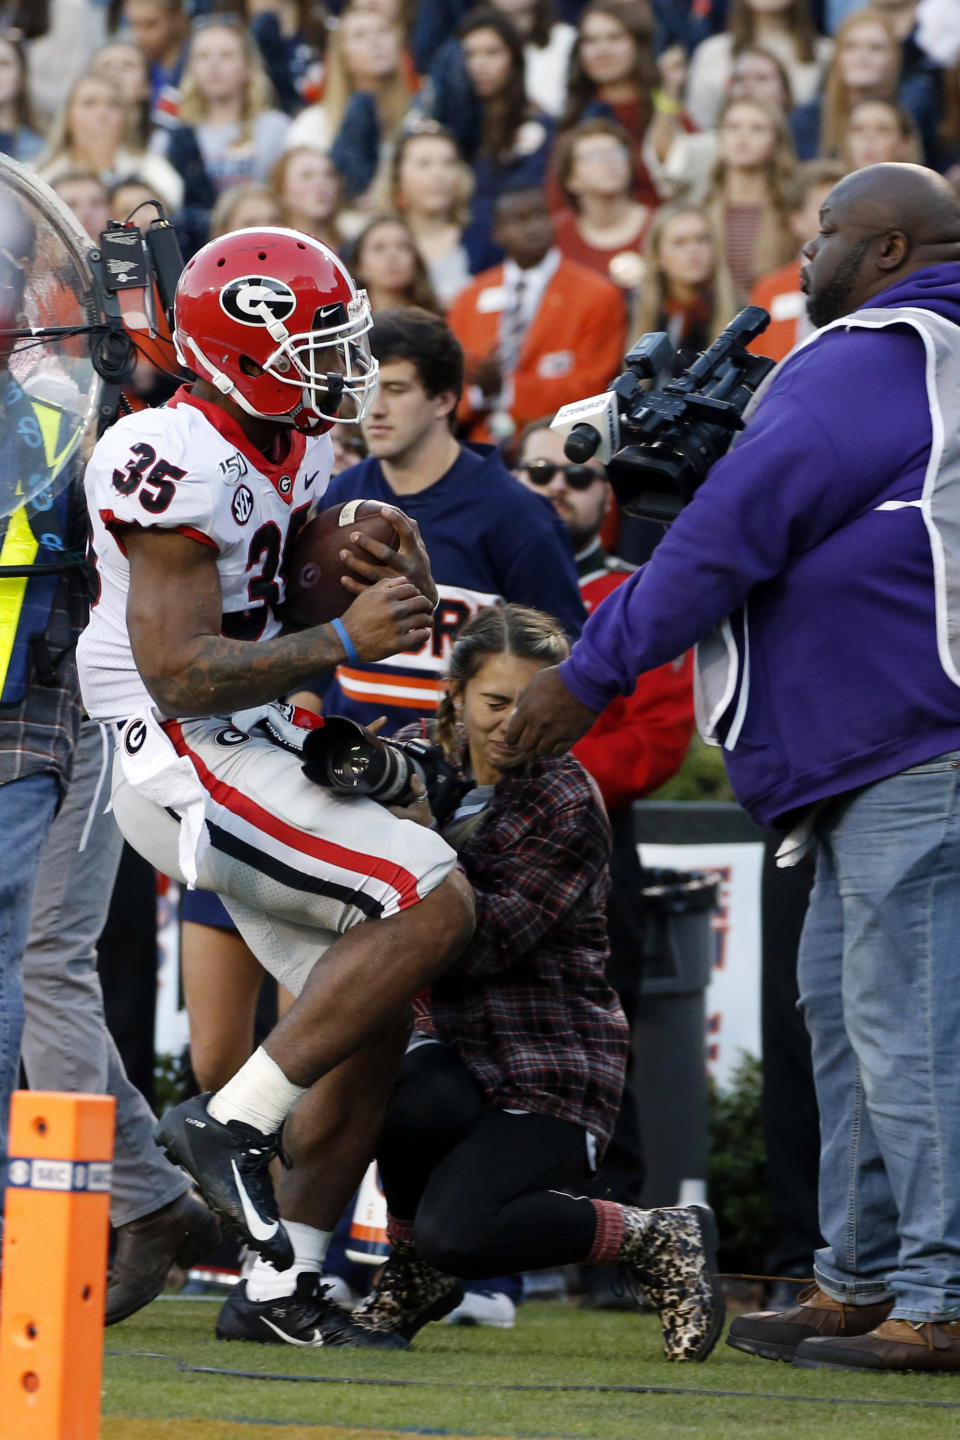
515,415,694,1304
448,187,627,443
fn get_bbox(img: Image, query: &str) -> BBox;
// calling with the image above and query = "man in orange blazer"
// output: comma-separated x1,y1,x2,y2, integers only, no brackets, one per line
448,188,628,443
750,160,845,363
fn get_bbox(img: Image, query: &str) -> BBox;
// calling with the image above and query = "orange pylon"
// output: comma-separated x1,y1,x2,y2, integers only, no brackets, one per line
0,1091,115,1439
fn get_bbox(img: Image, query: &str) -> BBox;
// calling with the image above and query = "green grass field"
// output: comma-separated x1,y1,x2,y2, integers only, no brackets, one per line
100,1295,960,1440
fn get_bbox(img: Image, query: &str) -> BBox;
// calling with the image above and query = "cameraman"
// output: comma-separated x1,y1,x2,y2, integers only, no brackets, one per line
508,162,960,1372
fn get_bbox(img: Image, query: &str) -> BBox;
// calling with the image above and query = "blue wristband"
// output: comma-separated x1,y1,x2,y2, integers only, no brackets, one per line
330,616,358,665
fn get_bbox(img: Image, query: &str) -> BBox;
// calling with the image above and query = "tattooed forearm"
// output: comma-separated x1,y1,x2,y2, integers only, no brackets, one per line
142,626,344,718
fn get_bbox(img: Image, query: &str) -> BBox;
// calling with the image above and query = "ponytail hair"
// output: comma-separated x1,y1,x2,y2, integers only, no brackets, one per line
434,603,570,758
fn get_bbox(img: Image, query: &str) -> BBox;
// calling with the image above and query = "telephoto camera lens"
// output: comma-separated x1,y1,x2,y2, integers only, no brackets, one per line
303,717,415,803
328,737,377,788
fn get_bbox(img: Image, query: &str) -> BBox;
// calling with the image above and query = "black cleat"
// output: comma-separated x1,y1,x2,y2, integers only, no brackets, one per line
155,1094,293,1270
216,1274,409,1349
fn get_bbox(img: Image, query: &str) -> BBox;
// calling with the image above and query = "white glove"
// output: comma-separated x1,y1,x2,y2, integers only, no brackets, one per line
230,701,324,758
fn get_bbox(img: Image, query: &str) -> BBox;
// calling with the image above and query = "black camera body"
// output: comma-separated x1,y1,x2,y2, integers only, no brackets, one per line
552,306,776,524
301,716,466,828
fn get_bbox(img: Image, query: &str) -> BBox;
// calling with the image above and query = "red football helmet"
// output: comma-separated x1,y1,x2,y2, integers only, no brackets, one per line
173,228,378,432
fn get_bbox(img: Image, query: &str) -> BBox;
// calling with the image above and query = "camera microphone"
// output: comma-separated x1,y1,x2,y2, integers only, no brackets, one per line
564,424,602,463
550,390,620,465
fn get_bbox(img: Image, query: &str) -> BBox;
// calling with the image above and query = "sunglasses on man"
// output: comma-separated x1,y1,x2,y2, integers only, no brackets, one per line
520,459,604,490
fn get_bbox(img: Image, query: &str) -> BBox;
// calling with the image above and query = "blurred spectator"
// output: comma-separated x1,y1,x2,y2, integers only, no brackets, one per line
789,7,900,159
633,203,738,376
88,39,159,151
915,0,960,69
0,32,43,165
50,169,111,241
560,0,689,209
27,0,107,129
161,16,290,203
686,0,831,132
122,0,190,114
286,6,416,207
351,213,442,313
209,178,281,233
748,157,844,362
550,117,652,293
35,70,184,212
843,95,921,168
427,7,554,257
448,187,626,443
407,0,469,76
0,0,49,37
392,122,498,305
108,174,168,225
939,61,960,173
244,0,328,113
270,144,343,248
729,42,795,113
702,96,796,302
871,0,941,163
487,0,576,117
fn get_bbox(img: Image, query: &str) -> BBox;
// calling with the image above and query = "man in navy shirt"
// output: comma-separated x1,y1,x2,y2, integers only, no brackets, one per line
316,307,585,735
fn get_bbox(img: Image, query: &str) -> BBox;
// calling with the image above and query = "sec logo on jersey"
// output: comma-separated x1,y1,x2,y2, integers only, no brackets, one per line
232,485,254,524
220,275,297,327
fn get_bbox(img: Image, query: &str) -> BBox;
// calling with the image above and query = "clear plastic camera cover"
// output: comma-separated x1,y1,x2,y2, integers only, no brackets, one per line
0,155,103,518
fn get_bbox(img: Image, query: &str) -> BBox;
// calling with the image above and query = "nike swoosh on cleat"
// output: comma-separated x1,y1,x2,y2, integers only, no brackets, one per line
230,1159,280,1243
261,1318,322,1346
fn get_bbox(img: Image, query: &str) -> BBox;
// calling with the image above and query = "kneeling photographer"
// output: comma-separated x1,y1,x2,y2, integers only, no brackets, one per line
507,163,960,1371
319,603,723,1361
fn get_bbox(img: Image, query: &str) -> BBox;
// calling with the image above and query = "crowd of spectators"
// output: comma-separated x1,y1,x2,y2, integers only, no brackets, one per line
5,0,959,448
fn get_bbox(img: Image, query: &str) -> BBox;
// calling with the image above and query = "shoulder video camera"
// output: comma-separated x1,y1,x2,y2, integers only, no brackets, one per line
550,306,776,525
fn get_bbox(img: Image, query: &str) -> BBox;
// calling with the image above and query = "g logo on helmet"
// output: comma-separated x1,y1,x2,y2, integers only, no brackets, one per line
220,275,297,327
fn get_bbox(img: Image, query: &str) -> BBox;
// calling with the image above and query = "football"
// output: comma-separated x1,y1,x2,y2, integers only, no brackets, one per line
281,499,402,628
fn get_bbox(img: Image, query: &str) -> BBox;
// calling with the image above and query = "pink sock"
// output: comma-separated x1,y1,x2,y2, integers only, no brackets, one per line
586,1199,625,1263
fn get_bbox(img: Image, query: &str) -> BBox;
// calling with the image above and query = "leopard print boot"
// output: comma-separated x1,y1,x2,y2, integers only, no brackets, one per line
350,1239,464,1345
618,1204,725,1362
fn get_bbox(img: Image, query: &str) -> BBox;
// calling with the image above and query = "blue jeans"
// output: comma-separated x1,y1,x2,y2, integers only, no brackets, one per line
797,751,960,1322
0,771,60,1181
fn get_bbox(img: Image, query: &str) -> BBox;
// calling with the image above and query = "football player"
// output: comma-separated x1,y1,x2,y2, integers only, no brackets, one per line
77,228,475,1274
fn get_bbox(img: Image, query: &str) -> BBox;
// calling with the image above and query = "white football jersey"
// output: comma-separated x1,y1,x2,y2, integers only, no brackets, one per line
78,389,333,720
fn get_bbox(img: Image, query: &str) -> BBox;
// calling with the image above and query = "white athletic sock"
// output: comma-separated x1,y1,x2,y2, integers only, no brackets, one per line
245,1222,332,1302
207,1047,307,1135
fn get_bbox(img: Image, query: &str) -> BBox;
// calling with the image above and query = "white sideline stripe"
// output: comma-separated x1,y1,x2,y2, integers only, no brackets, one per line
875,500,923,511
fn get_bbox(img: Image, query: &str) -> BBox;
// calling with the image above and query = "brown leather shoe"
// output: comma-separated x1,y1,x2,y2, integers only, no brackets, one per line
794,1317,960,1371
105,1189,220,1325
725,1284,894,1362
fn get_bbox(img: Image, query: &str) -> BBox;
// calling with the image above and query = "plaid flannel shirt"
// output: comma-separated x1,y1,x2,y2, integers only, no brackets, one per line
396,723,629,1149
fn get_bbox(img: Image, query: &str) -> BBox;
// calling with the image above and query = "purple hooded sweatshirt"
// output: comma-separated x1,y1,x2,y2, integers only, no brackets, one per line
559,264,960,828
